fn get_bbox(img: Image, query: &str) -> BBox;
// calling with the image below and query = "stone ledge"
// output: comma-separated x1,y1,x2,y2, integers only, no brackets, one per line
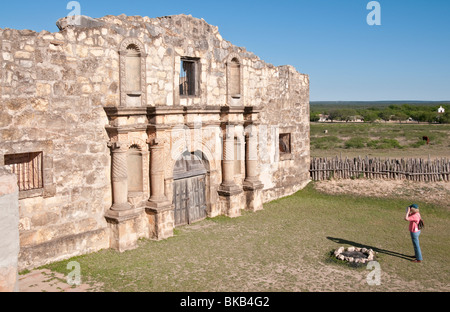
145,203,174,213
218,184,243,197
18,228,109,271
104,208,143,224
103,105,264,117
243,180,264,191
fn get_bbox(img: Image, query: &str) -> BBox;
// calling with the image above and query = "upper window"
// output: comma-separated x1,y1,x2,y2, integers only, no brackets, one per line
5,152,44,192
279,134,291,154
180,57,199,96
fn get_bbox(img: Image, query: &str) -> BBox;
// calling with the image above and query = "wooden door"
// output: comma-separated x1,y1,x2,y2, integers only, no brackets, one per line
173,178,188,226
173,175,207,226
173,151,208,227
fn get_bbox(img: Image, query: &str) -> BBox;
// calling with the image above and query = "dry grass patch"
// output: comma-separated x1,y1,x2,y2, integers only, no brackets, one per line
41,183,450,292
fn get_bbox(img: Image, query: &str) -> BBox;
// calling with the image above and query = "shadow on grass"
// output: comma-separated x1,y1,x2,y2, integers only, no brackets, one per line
327,237,414,261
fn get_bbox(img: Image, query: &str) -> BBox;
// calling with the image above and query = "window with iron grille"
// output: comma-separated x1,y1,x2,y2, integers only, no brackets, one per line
179,58,199,96
4,152,44,191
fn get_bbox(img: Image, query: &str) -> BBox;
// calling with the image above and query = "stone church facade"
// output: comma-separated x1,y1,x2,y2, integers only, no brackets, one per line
0,14,310,271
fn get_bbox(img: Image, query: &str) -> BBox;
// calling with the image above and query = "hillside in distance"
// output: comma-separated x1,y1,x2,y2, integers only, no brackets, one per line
310,100,450,111
309,101,450,123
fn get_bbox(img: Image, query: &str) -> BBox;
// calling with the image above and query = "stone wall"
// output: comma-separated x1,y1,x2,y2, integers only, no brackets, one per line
1,24,112,270
0,167,19,292
1,14,310,270
259,65,311,202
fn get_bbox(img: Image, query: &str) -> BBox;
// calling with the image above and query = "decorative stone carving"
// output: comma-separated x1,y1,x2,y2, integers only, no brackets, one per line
244,128,263,187
145,134,174,241
218,125,243,217
105,141,144,253
220,126,240,192
147,137,172,210
243,125,263,212
109,143,131,212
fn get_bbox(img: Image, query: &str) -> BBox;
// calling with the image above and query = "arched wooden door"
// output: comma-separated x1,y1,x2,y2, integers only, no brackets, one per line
173,151,208,226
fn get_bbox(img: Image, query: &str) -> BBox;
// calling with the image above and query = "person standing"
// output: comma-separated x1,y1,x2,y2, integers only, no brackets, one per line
405,204,423,263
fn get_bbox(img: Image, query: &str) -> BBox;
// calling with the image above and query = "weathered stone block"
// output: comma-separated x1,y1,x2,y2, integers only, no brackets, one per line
31,98,49,111
0,168,19,292
36,83,52,97
56,15,106,31
31,211,59,227
14,51,32,59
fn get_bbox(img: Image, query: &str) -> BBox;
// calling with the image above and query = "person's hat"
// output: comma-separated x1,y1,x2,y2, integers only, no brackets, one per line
410,204,419,213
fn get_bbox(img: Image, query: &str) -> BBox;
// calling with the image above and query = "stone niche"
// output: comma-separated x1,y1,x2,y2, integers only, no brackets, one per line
119,38,147,107
226,53,244,107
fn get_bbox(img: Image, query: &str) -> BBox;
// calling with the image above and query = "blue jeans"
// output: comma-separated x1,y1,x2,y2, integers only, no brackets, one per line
410,231,423,261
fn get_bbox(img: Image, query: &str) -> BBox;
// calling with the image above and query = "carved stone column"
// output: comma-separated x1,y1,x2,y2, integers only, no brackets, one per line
243,127,264,211
244,131,263,187
218,126,242,217
245,132,258,181
219,126,241,192
221,128,237,188
146,137,174,240
148,139,170,207
105,142,141,253
110,143,131,212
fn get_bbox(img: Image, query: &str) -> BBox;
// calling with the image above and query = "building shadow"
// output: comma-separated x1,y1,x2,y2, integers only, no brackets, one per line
327,237,414,261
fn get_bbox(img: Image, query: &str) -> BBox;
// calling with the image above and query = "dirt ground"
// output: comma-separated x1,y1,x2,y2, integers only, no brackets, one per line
313,179,450,210
19,269,102,292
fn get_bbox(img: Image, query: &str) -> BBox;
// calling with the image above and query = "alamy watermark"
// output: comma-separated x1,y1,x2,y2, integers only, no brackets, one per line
366,261,381,286
67,1,81,26
67,261,82,286
166,121,283,162
367,1,381,26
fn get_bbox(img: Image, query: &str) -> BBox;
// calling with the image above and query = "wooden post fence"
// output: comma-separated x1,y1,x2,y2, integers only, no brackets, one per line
310,156,450,182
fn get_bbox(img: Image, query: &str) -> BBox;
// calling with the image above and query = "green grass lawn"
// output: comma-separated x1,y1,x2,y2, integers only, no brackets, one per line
311,122,450,159
41,183,450,292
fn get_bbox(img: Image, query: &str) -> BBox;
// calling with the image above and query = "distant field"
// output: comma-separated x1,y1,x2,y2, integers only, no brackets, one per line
310,122,450,159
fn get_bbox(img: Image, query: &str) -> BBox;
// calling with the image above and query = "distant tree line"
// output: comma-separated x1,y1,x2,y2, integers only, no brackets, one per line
310,103,450,124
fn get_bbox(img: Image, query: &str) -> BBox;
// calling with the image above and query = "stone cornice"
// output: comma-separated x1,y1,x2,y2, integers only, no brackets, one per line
104,105,263,117
104,107,148,117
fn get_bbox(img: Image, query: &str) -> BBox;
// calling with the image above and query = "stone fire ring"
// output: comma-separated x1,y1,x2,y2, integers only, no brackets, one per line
334,246,375,264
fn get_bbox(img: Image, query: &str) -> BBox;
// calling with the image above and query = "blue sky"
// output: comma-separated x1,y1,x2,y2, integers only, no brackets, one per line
1,0,449,101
